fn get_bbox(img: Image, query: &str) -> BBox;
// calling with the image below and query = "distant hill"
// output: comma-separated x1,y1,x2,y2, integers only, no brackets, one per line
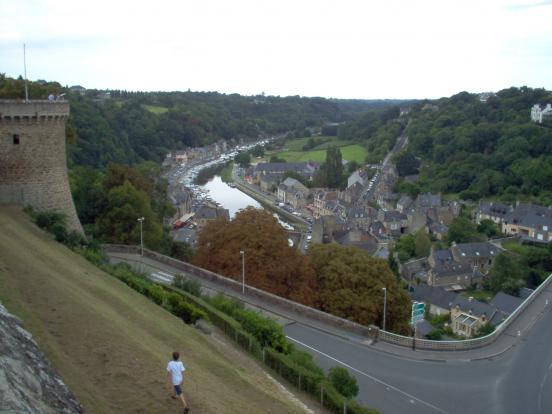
1,74,413,168
401,87,552,204
0,206,307,414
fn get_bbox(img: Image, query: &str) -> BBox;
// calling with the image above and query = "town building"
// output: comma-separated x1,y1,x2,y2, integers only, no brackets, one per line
530,103,552,124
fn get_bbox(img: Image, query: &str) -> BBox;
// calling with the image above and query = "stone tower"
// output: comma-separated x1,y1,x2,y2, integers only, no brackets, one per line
0,100,84,235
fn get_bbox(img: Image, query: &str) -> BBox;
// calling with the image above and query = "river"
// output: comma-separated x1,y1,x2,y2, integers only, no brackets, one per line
201,176,260,217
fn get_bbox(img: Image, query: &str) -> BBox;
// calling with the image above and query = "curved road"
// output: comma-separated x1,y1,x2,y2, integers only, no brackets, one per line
285,287,552,414
108,251,552,414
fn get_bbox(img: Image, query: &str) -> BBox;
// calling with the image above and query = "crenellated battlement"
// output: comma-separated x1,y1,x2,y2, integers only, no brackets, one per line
0,100,70,121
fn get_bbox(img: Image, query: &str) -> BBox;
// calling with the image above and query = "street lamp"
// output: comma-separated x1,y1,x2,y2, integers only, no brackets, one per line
382,287,387,332
137,217,145,256
240,250,245,294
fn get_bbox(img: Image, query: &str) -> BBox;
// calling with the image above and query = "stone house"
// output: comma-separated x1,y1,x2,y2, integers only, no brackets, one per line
427,242,500,289
194,205,230,228
411,285,498,338
397,195,413,213
339,182,364,206
277,177,309,209
347,169,369,188
378,210,408,238
253,162,318,184
259,174,279,193
427,221,448,241
345,206,374,231
502,203,552,244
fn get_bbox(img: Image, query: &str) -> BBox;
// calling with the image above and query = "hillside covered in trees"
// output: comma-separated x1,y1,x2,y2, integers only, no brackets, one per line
0,73,409,168
397,87,552,204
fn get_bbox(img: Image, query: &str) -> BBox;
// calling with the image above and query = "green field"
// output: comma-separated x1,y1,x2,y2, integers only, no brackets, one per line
268,136,368,164
0,207,307,414
143,104,169,114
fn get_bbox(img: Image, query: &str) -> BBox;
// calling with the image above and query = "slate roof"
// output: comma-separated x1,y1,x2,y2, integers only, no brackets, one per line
429,222,449,235
451,242,499,260
411,284,457,310
254,162,316,175
490,292,524,315
478,200,511,218
383,210,407,222
195,205,230,220
413,284,498,320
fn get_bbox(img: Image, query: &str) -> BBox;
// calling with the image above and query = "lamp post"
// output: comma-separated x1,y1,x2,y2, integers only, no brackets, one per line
240,250,245,294
382,287,387,332
137,217,145,256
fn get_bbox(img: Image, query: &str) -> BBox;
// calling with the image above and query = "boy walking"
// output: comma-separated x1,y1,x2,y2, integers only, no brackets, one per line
167,351,189,413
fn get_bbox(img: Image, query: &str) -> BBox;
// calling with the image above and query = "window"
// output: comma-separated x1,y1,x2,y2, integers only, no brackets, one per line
13,134,20,145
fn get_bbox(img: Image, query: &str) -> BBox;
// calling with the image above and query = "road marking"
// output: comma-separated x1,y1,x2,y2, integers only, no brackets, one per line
287,336,450,414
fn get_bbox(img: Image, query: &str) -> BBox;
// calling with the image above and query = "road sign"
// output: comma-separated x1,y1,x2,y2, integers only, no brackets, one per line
411,301,425,325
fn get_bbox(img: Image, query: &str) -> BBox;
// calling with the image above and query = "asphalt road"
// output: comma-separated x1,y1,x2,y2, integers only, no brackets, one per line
285,297,552,414
109,252,552,414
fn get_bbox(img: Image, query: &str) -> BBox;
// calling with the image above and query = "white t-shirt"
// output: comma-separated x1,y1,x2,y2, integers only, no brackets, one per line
167,360,186,385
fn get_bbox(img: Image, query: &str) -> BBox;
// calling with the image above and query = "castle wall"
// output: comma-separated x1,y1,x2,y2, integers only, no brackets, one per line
0,100,84,235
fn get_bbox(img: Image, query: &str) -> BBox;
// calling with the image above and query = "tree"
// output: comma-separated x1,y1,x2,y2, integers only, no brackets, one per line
250,145,264,157
327,367,358,398
308,244,411,333
193,208,318,306
394,233,416,262
487,253,525,295
314,146,345,188
448,217,482,244
414,229,431,257
234,152,251,167
477,219,500,238
97,180,163,248
394,151,420,176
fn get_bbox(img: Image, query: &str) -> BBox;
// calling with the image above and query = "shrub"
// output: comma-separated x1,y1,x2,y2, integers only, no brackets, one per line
425,329,443,340
328,367,359,399
173,274,202,296
146,284,166,305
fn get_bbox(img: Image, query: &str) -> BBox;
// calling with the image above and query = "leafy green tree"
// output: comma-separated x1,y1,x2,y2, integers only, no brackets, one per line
234,152,251,167
327,367,359,398
314,146,345,188
477,219,500,238
394,234,416,262
394,151,420,176
250,145,264,157
414,229,431,257
97,180,163,248
448,217,482,244
487,253,525,295
308,244,411,333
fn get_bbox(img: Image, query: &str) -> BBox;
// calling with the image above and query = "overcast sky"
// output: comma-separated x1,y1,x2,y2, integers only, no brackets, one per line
1,0,551,99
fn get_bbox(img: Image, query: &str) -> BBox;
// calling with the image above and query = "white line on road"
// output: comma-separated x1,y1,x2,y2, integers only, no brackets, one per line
287,336,450,414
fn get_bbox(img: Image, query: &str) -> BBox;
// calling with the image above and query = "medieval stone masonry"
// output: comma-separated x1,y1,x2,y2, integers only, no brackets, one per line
0,100,83,234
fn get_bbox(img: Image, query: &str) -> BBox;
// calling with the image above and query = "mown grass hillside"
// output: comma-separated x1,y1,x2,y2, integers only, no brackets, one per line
0,206,306,414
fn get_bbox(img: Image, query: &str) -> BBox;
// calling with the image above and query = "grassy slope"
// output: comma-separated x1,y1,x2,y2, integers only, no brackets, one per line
269,136,367,163
0,206,304,414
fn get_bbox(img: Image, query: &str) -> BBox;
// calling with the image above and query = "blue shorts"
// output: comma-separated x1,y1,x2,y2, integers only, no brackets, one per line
174,385,183,395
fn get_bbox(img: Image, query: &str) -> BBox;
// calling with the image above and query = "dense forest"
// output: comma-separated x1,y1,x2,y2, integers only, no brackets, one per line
0,73,409,168
395,87,552,204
